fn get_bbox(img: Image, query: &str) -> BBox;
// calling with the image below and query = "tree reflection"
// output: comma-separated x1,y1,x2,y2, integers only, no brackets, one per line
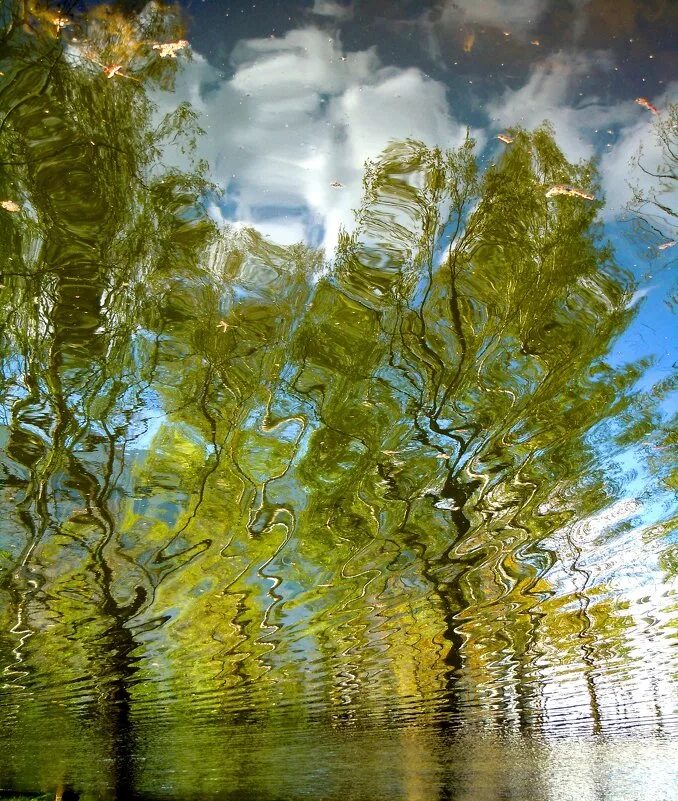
626,101,677,249
0,1,676,797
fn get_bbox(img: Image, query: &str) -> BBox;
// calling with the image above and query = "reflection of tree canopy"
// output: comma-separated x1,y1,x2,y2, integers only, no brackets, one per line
626,101,677,248
0,1,676,796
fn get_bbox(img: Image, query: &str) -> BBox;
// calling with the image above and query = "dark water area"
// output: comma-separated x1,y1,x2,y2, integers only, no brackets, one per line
0,1,676,799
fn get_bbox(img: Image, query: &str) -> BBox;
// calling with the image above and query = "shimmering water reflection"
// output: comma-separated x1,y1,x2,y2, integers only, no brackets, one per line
0,0,676,799
4,728,678,801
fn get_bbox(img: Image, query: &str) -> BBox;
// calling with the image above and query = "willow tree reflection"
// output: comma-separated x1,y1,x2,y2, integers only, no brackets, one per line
0,1,676,797
626,101,677,250
0,1,215,794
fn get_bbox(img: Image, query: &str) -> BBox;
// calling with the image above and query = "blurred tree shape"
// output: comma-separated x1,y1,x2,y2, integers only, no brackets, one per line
626,101,677,249
0,1,213,795
0,6,676,797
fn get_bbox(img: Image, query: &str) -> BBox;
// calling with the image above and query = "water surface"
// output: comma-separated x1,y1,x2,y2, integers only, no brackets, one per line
0,1,676,799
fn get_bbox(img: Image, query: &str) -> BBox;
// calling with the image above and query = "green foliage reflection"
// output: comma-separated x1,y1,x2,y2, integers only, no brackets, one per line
0,1,676,797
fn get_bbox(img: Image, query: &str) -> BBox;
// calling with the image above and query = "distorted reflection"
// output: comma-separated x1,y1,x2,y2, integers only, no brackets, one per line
0,1,676,800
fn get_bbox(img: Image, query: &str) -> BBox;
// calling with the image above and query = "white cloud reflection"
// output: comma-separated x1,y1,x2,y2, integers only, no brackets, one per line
310,0,352,20
599,83,678,221
475,55,671,219
441,0,546,31
487,52,630,162
155,26,670,250
154,28,468,251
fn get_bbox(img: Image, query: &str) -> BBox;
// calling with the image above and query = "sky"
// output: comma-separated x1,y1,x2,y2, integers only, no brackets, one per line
143,0,676,407
153,0,675,253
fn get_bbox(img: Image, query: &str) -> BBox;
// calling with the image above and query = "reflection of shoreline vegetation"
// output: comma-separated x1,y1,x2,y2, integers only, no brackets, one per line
0,1,676,799
626,101,677,249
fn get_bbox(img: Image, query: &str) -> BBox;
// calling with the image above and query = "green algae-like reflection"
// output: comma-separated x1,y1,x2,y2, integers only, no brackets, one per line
0,2,676,800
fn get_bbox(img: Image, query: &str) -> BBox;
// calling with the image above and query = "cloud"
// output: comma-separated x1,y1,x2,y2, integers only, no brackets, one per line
154,27,669,254
440,0,547,31
599,84,677,220
153,27,468,252
310,0,352,20
486,58,675,220
486,51,634,164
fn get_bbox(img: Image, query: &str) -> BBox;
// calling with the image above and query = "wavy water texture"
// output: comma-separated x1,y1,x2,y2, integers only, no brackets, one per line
0,2,676,800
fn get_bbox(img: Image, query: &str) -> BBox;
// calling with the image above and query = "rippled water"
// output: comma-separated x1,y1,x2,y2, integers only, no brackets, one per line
0,1,676,799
